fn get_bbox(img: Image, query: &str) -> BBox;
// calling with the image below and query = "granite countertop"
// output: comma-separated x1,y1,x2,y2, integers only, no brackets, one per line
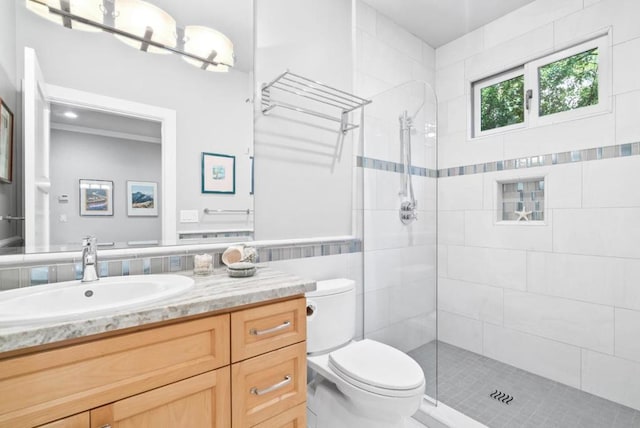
0,266,316,355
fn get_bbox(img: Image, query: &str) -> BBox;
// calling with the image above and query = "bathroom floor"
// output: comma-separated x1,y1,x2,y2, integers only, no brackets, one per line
408,342,640,428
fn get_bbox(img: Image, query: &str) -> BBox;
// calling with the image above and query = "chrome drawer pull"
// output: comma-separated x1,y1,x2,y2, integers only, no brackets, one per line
249,320,291,336
250,375,292,396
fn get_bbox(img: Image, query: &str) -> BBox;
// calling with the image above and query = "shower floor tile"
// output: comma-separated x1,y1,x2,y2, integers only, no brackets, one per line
408,341,640,428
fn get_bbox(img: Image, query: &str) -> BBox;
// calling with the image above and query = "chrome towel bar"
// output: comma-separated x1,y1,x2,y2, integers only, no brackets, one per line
261,70,371,134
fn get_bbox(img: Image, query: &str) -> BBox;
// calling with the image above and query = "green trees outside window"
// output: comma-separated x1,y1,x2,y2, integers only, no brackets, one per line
480,75,524,131
538,48,599,116
477,45,600,135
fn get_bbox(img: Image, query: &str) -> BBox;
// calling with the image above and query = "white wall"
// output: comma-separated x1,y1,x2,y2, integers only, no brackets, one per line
253,0,354,240
49,129,161,245
436,0,640,410
355,0,438,356
0,0,18,243
14,0,254,238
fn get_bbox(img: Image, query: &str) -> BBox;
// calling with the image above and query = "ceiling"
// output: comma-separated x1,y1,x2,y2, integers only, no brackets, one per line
361,0,536,48
50,103,161,142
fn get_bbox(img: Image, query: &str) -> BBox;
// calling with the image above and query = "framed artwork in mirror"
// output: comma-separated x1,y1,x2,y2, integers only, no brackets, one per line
0,98,14,183
202,152,235,194
79,179,113,216
127,181,158,216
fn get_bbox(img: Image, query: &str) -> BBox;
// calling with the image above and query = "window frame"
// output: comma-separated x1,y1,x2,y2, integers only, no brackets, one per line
527,35,610,128
473,67,526,138
471,33,611,139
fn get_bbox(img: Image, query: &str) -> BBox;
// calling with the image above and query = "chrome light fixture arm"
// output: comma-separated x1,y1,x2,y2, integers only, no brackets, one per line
27,0,233,70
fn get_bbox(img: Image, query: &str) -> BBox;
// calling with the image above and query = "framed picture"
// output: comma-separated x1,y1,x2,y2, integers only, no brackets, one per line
202,152,235,194
0,98,14,183
79,179,113,216
127,181,158,216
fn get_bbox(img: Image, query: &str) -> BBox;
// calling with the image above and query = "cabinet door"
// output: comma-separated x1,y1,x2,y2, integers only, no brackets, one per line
90,369,230,428
0,314,230,427
36,412,89,428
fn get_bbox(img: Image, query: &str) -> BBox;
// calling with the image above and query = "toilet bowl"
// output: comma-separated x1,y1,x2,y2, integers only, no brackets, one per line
306,279,425,428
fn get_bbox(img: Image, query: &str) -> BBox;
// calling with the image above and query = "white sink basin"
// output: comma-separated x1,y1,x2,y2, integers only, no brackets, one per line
0,274,194,327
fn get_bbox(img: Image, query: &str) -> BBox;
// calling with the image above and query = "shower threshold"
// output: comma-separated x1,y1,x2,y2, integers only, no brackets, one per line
409,341,640,428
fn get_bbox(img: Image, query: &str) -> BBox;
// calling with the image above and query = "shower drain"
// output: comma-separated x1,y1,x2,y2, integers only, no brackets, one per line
489,390,514,405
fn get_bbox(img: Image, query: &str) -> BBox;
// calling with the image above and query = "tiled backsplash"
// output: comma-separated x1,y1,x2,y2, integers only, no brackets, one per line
0,238,361,290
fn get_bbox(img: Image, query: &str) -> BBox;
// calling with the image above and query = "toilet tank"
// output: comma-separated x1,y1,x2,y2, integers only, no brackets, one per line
306,278,355,354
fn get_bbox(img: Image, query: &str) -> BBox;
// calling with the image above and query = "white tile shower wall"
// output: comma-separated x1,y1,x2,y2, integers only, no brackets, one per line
355,0,437,352
483,323,582,389
436,0,640,410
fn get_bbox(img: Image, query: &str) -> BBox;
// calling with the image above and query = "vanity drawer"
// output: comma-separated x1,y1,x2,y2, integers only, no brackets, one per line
231,297,306,362
0,314,230,428
251,403,306,428
231,342,307,428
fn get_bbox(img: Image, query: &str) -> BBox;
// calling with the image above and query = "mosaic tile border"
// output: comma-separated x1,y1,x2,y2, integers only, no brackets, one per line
439,142,640,177
358,143,640,178
357,156,438,178
0,238,362,290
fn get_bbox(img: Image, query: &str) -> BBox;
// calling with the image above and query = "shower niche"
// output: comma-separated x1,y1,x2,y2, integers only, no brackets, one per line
497,177,546,223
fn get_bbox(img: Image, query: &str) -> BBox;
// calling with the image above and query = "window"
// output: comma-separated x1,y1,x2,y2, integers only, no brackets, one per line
537,48,598,117
472,35,610,138
474,68,525,136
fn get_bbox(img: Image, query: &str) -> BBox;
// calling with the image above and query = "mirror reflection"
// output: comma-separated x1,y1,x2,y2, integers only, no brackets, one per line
0,0,255,254
49,103,162,247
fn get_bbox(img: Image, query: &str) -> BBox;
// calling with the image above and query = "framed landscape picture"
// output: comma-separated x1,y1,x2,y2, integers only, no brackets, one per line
127,181,158,216
79,179,113,216
202,152,235,194
0,98,14,183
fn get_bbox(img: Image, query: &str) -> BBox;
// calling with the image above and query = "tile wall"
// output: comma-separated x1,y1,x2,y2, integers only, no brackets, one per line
436,0,640,411
355,0,438,355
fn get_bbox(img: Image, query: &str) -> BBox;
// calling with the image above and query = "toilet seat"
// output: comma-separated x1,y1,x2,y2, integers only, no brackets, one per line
327,339,425,398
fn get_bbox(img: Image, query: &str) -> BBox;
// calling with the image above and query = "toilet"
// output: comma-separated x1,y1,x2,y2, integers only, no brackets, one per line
306,279,425,428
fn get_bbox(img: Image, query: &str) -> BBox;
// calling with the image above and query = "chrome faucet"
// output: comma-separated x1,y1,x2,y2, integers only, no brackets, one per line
81,236,99,282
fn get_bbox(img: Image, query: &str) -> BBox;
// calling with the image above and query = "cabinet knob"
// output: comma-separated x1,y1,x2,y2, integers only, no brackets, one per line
99,425,112,428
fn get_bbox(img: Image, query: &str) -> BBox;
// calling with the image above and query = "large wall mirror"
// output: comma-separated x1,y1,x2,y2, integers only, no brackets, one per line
0,0,254,254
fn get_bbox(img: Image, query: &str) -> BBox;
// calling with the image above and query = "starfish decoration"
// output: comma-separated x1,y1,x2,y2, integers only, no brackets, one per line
514,209,532,221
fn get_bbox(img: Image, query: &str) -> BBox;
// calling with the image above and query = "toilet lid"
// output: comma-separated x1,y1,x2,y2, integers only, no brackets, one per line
328,339,425,393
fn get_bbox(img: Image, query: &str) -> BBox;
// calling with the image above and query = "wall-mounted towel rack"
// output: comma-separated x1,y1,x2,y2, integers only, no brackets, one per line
204,208,253,215
261,70,371,134
0,216,25,221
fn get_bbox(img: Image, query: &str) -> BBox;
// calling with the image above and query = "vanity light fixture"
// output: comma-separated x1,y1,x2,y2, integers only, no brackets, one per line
25,0,103,32
183,25,234,72
25,0,235,72
111,0,176,54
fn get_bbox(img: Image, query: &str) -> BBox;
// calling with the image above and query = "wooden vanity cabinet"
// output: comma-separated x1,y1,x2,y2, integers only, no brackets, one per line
230,298,307,428
35,413,89,428
0,296,307,428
